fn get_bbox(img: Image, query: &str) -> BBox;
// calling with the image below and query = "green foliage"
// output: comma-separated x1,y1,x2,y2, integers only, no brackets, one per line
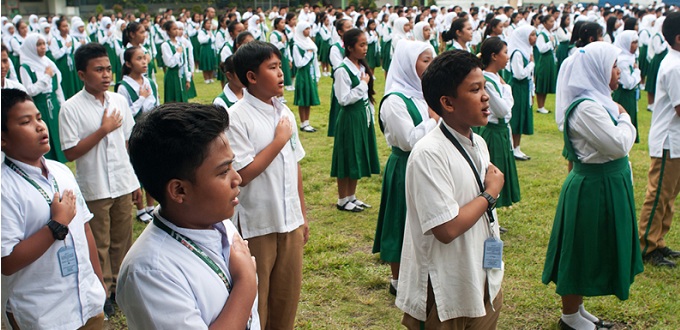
359,0,377,11
95,4,105,15
426,0,437,7
112,4,123,13
137,4,148,14
192,4,203,14
410,0,420,7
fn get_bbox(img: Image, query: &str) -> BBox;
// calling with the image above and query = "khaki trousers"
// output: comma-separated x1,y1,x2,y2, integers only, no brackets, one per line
402,280,503,330
247,226,304,330
639,151,680,256
86,194,134,294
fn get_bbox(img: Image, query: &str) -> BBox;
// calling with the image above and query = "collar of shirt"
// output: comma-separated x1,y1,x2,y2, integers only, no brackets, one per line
243,89,284,119
222,83,243,104
4,155,51,181
81,89,111,108
341,57,363,75
153,207,229,261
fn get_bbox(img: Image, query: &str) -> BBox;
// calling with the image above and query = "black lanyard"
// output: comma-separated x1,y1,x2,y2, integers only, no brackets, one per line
439,124,495,224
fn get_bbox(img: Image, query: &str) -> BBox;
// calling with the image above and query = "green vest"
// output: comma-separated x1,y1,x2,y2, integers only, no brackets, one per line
116,79,159,118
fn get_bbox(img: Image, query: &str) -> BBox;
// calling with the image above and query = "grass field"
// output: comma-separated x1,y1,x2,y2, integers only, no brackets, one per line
97,65,680,329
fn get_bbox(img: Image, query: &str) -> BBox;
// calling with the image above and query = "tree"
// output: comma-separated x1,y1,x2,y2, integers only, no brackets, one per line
427,0,436,7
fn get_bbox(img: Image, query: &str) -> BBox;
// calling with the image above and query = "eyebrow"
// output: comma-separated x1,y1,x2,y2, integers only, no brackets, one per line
216,157,235,170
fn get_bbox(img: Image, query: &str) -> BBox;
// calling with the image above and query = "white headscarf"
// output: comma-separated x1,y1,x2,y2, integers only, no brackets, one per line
71,20,87,39
640,14,656,33
20,33,61,83
114,20,126,40
392,17,410,49
12,15,22,26
613,30,638,63
384,40,432,100
247,14,262,38
413,21,429,42
294,21,317,51
507,25,535,60
555,42,621,130
2,23,15,49
29,14,39,31
99,17,112,34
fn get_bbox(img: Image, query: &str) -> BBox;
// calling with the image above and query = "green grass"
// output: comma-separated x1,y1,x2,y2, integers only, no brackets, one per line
92,67,680,329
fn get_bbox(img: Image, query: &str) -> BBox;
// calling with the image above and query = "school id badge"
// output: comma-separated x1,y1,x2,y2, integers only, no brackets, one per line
483,237,503,269
57,245,78,277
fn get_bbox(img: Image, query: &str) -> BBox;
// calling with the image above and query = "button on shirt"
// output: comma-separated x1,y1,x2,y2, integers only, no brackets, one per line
1,157,106,330
226,91,306,239
396,123,503,321
649,48,680,159
59,90,140,201
116,209,261,330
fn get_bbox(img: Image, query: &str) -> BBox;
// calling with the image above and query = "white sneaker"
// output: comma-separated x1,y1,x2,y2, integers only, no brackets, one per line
536,107,550,114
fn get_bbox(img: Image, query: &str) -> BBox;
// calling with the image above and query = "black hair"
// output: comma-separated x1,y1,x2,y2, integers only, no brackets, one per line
1,89,33,131
273,17,285,30
163,20,175,32
123,21,144,46
343,28,375,104
355,14,365,28
443,18,469,42
483,18,501,40
623,17,637,30
1,44,7,54
367,19,376,31
335,18,351,35
128,103,230,206
56,17,68,33
606,16,617,41
662,12,680,47
201,19,211,30
227,21,243,35
485,12,495,23
121,46,143,76
219,55,236,76
559,13,570,31
569,21,586,45
576,22,602,48
479,36,507,68
285,13,296,22
539,14,553,25
232,40,281,87
234,31,254,51
422,50,482,115
74,42,109,72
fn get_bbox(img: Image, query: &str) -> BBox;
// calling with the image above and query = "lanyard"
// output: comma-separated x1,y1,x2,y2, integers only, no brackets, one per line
4,158,59,205
438,124,496,224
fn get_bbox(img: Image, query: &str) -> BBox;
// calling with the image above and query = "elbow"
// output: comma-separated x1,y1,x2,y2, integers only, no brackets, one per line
1,259,18,276
62,148,77,162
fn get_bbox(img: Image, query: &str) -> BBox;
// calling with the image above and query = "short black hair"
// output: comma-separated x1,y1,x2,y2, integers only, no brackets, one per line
2,89,33,131
234,31,254,51
479,36,506,68
421,50,483,115
74,42,109,72
443,18,468,42
663,12,680,47
232,40,281,87
227,21,243,35
576,22,602,48
128,103,230,206
121,46,141,76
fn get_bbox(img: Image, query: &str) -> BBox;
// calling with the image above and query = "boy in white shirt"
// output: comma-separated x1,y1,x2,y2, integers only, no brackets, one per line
228,41,309,330
638,12,680,268
396,50,505,329
59,43,141,317
117,102,259,329
1,88,106,329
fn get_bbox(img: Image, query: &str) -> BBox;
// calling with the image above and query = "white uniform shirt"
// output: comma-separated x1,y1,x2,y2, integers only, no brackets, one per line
649,48,680,158
117,75,159,117
396,122,503,321
227,91,306,239
2,78,26,91
213,83,243,110
1,157,105,330
483,71,514,124
59,90,140,201
117,210,260,329
380,95,437,151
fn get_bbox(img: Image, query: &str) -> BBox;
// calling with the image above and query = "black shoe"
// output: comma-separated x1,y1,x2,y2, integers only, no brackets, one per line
336,201,364,212
643,249,677,268
658,246,680,259
594,319,614,329
103,298,116,318
499,226,508,234
389,283,397,296
557,319,575,330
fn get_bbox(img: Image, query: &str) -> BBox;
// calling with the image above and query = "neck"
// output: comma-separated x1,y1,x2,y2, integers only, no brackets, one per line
84,86,106,103
349,56,361,68
485,65,500,74
444,117,472,140
8,154,47,177
1,76,5,87
158,207,213,230
229,83,243,97
130,71,143,82
248,88,274,105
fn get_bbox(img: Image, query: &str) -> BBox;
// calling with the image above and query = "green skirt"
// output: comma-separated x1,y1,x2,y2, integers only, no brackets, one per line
319,39,331,64
645,49,667,95
327,88,341,137
373,147,409,262
510,78,533,135
282,54,293,86
612,87,639,143
186,77,197,99
499,69,512,84
54,56,78,100
198,44,216,71
535,50,557,94
381,40,392,72
542,157,643,300
367,42,380,69
330,103,381,179
556,41,570,73
163,67,187,103
293,66,320,106
190,35,200,63
638,45,649,78
480,121,520,207
155,43,165,68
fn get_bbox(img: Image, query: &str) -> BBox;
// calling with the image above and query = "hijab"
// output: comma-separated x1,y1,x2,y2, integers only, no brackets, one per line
11,15,22,26
392,17,410,48
384,40,432,100
413,21,430,42
555,42,621,130
71,20,87,39
613,30,638,63
29,14,39,31
2,23,15,49
247,14,262,38
507,25,535,60
294,21,317,52
20,33,61,83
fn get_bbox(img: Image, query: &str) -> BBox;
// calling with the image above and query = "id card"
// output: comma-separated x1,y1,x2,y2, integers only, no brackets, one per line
57,245,78,277
483,237,503,269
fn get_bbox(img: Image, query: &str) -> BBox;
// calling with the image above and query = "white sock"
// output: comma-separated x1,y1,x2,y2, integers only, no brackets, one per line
136,209,147,216
145,206,154,213
561,312,595,330
390,279,398,290
348,194,356,202
303,120,310,127
338,197,347,206
579,304,598,323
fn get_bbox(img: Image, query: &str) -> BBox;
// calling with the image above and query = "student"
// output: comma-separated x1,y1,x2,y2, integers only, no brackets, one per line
112,20,126,84
318,14,333,76
534,15,557,114
366,19,381,69
331,28,380,212
270,18,293,90
220,21,245,88
9,20,28,74
197,19,217,84
443,18,473,52
327,18,353,137
117,102,260,329
507,25,536,161
373,40,437,296
228,41,309,330
177,22,197,100
413,21,436,57
479,36,521,209
645,16,668,112
293,21,321,133
638,12,680,268
391,17,411,52
59,43,142,318
1,45,25,90
1,88,106,330
612,31,642,143
428,17,440,55
121,22,153,78
161,21,189,103
379,14,395,72
19,33,67,163
213,56,244,110
285,13,298,81
638,14,656,88
396,50,505,329
555,14,571,72
49,18,79,100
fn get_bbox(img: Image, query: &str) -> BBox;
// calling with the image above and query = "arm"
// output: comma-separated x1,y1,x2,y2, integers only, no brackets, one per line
569,102,636,159
536,32,552,53
61,107,123,162
485,83,513,119
19,66,54,96
162,43,183,69
380,96,437,151
269,34,285,49
293,46,314,68
510,53,534,80
297,164,309,244
618,63,641,90
48,38,68,60
235,117,293,186
333,68,368,106
329,46,343,69
117,83,146,117
197,30,211,43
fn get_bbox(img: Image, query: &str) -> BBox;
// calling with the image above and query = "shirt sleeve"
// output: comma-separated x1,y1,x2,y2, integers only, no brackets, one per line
119,97,135,140
329,46,344,69
510,52,534,80
269,34,285,49
536,32,553,53
569,102,636,160
19,66,53,96
333,67,368,106
58,103,82,151
1,182,25,258
618,62,641,90
664,65,680,109
380,96,437,151
485,82,513,119
117,84,144,118
213,97,227,110
161,42,183,69
48,38,67,60
226,112,256,171
293,45,313,68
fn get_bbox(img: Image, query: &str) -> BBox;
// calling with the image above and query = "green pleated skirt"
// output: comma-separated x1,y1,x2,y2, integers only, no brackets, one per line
330,102,381,179
163,67,187,103
155,43,165,68
638,45,649,78
190,35,200,63
542,157,643,301
186,77,197,99
510,78,533,135
282,54,293,86
535,50,557,94
373,147,409,262
198,44,216,71
367,42,380,69
480,121,520,207
556,41,570,73
320,39,331,64
612,87,639,143
327,88,341,137
54,56,78,100
645,49,667,95
381,40,392,72
293,66,320,107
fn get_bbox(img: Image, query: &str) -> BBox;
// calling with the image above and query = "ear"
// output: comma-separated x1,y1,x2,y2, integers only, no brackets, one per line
77,70,85,81
166,178,188,204
439,95,455,114
246,70,257,86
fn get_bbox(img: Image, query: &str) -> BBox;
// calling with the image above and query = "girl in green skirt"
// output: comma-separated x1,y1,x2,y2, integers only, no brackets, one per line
331,28,380,213
18,34,67,163
413,21,436,59
479,37,521,208
177,23,197,100
534,15,557,114
379,14,394,73
292,22,321,133
366,20,380,70
442,18,473,52
270,18,293,89
612,31,642,143
645,16,668,111
318,15,332,76
197,20,217,84
160,21,188,103
112,20,126,84
122,21,155,80
50,18,79,100
428,17,440,55
507,25,536,161
544,42,643,330
638,14,656,87
187,13,201,72
285,13,297,83
555,15,571,73
374,40,436,295
327,19,353,137
9,21,27,74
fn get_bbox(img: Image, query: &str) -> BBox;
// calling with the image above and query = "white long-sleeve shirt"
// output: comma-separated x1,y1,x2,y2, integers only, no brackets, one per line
483,71,514,124
617,57,641,90
510,52,535,80
380,95,437,151
117,75,159,117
